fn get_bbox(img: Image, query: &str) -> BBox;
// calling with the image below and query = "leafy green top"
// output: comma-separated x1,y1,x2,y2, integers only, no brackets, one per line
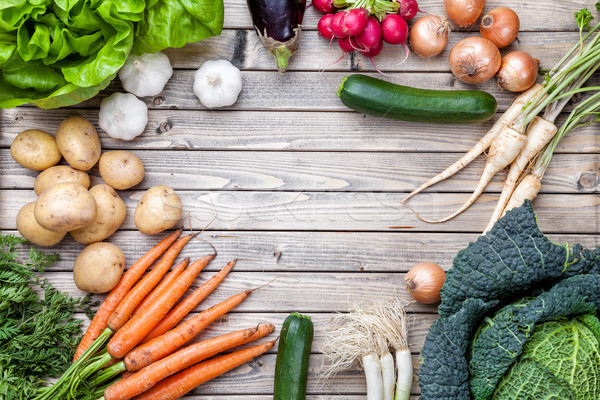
0,235,96,399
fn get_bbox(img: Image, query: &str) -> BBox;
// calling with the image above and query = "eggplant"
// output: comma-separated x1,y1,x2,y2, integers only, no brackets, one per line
247,0,306,73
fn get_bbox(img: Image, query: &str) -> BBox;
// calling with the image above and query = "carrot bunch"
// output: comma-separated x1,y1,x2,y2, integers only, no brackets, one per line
34,230,275,400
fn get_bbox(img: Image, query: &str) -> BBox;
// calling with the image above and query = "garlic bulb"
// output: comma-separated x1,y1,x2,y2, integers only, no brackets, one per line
98,93,148,141
193,60,243,108
118,52,173,97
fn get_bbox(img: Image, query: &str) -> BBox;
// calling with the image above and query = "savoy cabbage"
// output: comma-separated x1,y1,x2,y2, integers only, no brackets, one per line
419,201,600,400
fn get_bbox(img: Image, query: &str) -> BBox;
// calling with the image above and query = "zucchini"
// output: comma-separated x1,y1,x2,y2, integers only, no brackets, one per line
337,74,498,124
273,312,314,400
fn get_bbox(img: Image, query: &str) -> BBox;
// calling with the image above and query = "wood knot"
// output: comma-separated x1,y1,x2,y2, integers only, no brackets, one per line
156,120,172,134
153,96,164,106
14,113,23,121
578,171,598,190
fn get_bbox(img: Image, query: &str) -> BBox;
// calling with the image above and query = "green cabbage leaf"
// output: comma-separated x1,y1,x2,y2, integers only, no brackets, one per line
419,201,600,400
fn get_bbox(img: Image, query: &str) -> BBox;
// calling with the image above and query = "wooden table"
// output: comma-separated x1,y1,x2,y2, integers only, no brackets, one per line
1,0,599,398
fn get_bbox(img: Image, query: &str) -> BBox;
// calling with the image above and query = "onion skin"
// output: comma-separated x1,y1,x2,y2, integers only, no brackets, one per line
405,262,446,304
444,0,485,28
480,7,520,48
409,15,450,58
449,36,501,84
497,51,539,92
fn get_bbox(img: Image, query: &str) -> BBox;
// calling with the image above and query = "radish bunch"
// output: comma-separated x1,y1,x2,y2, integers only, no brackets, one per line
315,0,421,70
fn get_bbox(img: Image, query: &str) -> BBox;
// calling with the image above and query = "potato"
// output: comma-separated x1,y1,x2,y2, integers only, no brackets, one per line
16,202,66,246
73,242,125,293
55,116,101,170
134,185,182,234
34,182,96,232
34,165,90,195
71,184,127,244
99,151,145,190
10,129,62,171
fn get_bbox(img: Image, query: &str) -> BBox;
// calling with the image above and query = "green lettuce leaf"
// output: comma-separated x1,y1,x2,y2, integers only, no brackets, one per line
132,0,224,54
0,0,141,108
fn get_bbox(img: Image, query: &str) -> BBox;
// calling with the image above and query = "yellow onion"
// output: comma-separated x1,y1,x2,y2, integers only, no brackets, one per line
480,7,520,48
409,15,451,58
444,0,486,28
497,51,539,92
405,262,446,304
449,36,501,84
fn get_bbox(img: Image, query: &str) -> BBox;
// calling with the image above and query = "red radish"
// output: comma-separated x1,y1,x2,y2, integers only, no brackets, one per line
355,16,382,51
397,0,420,20
313,0,335,14
342,8,369,36
338,36,357,53
360,39,383,58
318,14,335,39
332,12,348,38
359,39,385,73
381,14,410,61
382,14,409,44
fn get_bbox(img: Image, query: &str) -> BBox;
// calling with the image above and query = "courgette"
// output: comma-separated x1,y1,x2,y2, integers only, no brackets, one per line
273,312,314,400
337,74,498,124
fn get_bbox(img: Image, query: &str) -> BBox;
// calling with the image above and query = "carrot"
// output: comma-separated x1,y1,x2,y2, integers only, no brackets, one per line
73,229,182,361
416,125,527,223
108,234,197,331
107,252,216,359
125,289,253,372
133,258,189,317
132,339,277,400
140,259,237,344
104,324,275,400
400,84,545,204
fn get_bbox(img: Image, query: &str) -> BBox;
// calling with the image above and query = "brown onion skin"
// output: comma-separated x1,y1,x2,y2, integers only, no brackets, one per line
405,262,446,304
497,51,539,92
409,15,451,58
449,36,501,84
480,7,520,48
444,0,486,28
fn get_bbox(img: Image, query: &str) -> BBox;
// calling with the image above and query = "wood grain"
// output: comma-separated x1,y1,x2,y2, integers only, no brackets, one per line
67,70,600,112
36,271,438,313
222,0,588,31
3,150,599,193
3,190,599,233
3,108,600,153
4,230,598,273
164,31,578,72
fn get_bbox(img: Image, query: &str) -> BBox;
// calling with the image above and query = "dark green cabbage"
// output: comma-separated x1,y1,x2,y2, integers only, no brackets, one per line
419,201,600,400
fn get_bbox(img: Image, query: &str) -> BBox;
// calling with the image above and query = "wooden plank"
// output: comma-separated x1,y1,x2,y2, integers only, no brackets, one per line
165,30,577,72
3,150,599,193
186,397,420,399
185,353,423,395
39,271,438,313
3,190,599,233
3,108,599,153
5,230,598,273
71,311,436,354
222,0,588,31
70,71,600,112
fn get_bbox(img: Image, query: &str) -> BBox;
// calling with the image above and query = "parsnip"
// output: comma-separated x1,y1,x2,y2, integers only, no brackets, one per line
484,116,557,232
417,126,527,223
400,84,544,204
